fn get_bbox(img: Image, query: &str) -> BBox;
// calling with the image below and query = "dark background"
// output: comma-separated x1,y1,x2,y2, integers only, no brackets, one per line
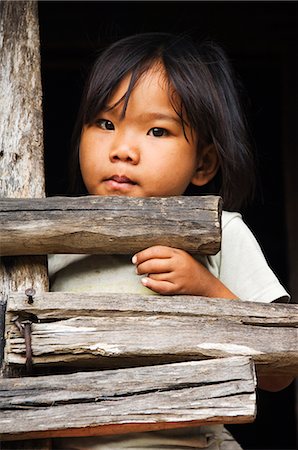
38,1,297,448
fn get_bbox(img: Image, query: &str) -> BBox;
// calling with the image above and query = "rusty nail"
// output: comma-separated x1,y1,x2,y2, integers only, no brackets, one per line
12,317,24,334
25,288,36,304
23,321,33,374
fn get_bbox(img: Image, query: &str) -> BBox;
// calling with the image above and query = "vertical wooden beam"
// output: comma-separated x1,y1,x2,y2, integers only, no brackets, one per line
0,1,50,448
0,0,48,328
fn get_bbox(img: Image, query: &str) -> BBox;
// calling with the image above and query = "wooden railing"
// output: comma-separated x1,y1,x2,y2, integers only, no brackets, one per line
0,197,297,441
0,1,296,448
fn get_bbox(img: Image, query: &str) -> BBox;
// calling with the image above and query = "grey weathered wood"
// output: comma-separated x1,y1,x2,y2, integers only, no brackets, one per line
0,0,49,348
4,293,298,374
0,0,48,296
0,0,45,198
0,0,49,366
0,195,222,256
0,2,50,448
0,356,256,440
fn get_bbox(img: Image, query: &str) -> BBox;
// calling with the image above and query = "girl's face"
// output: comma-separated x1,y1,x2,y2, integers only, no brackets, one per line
79,65,201,197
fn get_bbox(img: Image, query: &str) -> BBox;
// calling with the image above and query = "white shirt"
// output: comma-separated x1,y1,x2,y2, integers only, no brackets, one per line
48,211,289,303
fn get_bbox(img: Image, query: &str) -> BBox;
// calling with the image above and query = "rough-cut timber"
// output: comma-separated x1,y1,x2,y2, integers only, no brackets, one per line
0,0,48,295
0,356,256,440
4,293,298,374
0,195,222,256
0,1,45,198
0,2,50,449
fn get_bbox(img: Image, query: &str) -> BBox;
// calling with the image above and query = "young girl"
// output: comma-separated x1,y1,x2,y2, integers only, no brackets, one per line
50,32,293,450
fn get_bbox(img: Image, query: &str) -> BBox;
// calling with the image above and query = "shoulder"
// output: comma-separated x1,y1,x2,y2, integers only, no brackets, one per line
221,210,258,246
222,210,247,233
216,210,290,303
221,210,242,227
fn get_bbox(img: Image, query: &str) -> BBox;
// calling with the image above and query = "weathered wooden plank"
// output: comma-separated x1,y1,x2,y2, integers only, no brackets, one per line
0,195,222,256
4,293,298,374
0,356,256,440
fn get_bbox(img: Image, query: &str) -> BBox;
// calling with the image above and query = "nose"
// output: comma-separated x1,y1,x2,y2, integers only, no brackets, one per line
109,143,140,165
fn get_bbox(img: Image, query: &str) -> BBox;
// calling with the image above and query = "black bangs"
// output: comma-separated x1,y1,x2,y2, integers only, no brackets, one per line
82,33,174,125
104,60,158,121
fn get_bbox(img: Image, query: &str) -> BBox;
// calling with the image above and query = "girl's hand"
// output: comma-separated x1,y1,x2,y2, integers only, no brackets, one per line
132,245,237,298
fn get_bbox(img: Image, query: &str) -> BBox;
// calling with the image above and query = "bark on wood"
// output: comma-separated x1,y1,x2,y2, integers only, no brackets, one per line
0,195,222,256
4,293,298,374
0,356,256,440
0,1,50,448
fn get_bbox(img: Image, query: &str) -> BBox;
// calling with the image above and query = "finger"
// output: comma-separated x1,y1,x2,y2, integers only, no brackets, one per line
136,258,172,275
132,246,175,265
141,277,175,295
145,272,172,281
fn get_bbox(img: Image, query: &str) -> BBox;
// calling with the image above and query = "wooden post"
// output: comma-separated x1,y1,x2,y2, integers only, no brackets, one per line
0,1,50,448
0,0,48,290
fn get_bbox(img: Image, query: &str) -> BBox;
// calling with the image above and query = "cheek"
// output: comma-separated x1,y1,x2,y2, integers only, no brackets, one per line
79,131,99,170
79,146,97,187
161,146,197,176
151,160,195,196
79,147,88,179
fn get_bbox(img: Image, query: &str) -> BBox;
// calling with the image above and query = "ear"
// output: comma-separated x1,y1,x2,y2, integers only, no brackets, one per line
191,144,219,187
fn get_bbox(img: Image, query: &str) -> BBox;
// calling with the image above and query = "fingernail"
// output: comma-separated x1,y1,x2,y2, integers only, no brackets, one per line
132,255,137,264
141,277,148,286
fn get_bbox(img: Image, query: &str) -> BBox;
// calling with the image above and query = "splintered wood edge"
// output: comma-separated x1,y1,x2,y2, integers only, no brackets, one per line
0,416,256,441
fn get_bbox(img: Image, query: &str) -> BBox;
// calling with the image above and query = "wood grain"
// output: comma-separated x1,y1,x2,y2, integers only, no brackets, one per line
0,195,222,256
4,293,298,374
0,356,256,440
0,2,50,448
0,0,48,296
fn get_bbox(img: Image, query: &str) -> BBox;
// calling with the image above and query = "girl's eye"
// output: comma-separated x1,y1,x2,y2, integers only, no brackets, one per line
148,127,168,137
95,119,115,130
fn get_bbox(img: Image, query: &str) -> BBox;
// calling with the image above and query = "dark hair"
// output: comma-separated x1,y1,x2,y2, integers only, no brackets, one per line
69,32,255,210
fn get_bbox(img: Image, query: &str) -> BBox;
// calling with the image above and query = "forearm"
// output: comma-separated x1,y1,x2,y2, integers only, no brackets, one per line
195,269,238,299
257,374,295,392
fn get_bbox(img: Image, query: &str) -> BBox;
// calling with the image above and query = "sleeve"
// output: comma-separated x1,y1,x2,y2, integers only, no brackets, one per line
217,212,290,303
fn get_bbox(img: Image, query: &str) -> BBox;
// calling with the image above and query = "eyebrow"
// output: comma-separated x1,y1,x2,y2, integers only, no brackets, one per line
136,112,182,125
101,106,183,126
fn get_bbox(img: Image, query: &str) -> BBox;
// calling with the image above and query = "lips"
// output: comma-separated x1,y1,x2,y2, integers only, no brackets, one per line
108,175,136,185
103,175,138,192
